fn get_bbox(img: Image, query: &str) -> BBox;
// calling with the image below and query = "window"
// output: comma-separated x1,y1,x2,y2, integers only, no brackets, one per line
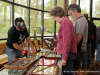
57,0,64,8
0,2,11,39
30,10,41,36
44,0,54,11
80,0,90,15
93,20,100,27
93,0,100,18
44,12,54,36
14,0,27,6
56,22,60,35
14,6,27,26
30,0,42,9
69,0,79,5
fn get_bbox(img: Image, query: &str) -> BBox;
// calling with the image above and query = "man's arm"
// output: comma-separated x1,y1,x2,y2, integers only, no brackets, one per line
13,43,24,51
76,34,82,46
26,37,37,53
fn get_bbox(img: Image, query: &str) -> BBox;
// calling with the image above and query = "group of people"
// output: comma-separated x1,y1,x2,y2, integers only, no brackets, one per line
50,4,97,75
6,3,99,75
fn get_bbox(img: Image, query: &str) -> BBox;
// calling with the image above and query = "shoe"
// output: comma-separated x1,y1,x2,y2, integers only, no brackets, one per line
96,62,100,65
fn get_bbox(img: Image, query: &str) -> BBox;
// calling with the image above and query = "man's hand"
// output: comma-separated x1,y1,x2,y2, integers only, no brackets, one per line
54,48,57,52
27,51,33,55
32,49,37,53
61,60,67,66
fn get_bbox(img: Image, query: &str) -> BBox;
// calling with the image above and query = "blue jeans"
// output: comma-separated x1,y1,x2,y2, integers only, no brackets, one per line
82,43,91,67
61,52,76,75
6,47,23,63
96,43,100,62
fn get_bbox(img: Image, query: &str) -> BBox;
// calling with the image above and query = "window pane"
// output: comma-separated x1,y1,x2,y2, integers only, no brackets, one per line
14,6,27,27
57,0,64,8
44,0,54,11
14,0,27,6
93,20,100,27
69,0,79,5
0,2,11,39
93,0,100,17
30,0,42,9
44,12,54,36
30,10,41,36
56,22,60,35
80,0,90,15
0,40,7,44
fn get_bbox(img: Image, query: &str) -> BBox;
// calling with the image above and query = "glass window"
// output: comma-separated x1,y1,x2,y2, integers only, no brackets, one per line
44,12,54,36
30,0,42,9
56,22,60,35
14,5,27,26
14,0,27,6
93,0,100,17
0,2,11,39
80,0,90,15
0,40,7,44
44,0,54,11
69,0,79,5
57,0,64,8
93,20,100,27
30,10,41,36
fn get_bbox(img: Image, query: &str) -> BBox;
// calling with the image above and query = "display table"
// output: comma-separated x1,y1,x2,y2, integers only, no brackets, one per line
26,60,62,75
1,48,62,75
26,48,62,75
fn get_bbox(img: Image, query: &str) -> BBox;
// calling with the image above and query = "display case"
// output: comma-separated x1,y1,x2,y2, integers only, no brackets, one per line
33,52,50,58
4,58,36,69
29,65,58,75
35,58,57,66
28,54,41,60
45,52,61,60
43,38,56,50
0,67,26,75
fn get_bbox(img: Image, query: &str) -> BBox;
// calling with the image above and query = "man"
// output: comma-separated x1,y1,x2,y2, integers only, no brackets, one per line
82,14,95,68
6,17,37,62
96,26,100,65
68,4,88,75
50,6,77,75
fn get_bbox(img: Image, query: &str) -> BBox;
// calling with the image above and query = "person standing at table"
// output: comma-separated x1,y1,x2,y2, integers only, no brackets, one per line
50,6,77,75
6,17,37,62
68,4,88,75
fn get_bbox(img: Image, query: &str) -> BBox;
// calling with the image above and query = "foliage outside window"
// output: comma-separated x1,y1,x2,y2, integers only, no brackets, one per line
44,12,54,36
0,2,11,40
93,20,100,27
57,0,64,8
69,0,79,5
93,0,100,18
14,6,27,27
44,0,54,11
80,0,90,15
15,0,27,6
30,10,41,36
56,22,60,35
30,0,42,10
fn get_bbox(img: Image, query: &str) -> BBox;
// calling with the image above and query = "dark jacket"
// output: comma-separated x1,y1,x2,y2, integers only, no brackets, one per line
87,20,96,43
96,26,100,44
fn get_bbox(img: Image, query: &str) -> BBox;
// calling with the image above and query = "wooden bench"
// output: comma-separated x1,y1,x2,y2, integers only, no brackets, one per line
0,43,8,68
